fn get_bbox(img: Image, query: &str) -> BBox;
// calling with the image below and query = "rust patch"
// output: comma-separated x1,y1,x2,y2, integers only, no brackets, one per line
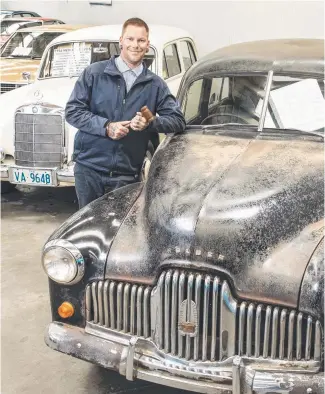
179,322,196,334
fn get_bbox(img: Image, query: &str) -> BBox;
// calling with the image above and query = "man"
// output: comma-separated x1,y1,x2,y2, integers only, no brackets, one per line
65,18,186,209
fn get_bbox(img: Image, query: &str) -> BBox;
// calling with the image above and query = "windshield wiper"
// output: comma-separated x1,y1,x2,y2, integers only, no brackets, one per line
281,128,324,138
202,124,324,138
7,55,29,58
201,123,256,132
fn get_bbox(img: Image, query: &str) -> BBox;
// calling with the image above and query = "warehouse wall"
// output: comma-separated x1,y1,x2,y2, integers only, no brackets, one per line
2,1,324,56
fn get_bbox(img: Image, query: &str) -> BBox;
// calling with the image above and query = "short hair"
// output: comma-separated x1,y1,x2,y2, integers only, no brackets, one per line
122,18,149,35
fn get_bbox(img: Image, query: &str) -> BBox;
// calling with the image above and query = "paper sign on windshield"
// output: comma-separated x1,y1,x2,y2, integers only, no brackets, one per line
269,79,325,132
52,43,91,77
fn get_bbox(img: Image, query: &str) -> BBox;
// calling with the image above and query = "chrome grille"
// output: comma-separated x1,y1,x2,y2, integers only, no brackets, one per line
86,270,323,363
237,302,322,361
0,83,25,94
15,111,64,167
151,271,237,361
86,280,152,338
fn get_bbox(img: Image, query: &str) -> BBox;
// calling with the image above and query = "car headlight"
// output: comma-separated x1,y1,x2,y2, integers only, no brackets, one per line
42,239,85,285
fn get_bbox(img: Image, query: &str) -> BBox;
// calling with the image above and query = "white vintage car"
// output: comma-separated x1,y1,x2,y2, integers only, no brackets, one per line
0,24,198,192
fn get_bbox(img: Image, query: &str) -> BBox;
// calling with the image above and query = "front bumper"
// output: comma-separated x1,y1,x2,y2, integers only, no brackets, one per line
46,322,324,393
0,165,75,186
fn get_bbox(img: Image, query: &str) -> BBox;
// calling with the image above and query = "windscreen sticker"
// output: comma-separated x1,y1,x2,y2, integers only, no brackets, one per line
51,43,91,77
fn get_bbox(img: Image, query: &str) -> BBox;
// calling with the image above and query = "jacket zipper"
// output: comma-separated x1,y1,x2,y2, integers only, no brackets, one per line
111,76,150,173
111,80,122,173
119,77,127,119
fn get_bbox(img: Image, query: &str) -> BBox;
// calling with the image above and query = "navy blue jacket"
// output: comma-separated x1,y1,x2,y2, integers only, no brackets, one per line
65,56,186,175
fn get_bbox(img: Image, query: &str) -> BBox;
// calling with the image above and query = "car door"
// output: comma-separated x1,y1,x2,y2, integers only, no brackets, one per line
179,39,197,72
181,76,229,125
162,41,183,96
162,38,198,97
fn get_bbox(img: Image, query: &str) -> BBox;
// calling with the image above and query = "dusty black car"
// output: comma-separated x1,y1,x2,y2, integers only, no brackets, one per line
43,39,324,393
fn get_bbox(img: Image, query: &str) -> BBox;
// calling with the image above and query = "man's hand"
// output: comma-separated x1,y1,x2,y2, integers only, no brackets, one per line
106,121,131,140
130,112,149,131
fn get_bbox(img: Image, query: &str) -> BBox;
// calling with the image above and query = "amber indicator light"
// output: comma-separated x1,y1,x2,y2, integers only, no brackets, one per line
58,302,74,318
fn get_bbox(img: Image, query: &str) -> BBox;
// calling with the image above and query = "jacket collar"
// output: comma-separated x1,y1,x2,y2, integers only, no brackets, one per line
115,55,143,77
104,55,154,82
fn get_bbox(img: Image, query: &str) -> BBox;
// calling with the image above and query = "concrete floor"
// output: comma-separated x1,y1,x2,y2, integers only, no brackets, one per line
1,186,189,394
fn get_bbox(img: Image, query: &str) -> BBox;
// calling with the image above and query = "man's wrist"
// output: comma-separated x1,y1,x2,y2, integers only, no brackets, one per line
107,122,116,139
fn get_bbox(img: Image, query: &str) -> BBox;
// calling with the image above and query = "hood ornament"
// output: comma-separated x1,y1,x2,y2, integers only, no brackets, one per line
34,90,43,100
33,90,44,109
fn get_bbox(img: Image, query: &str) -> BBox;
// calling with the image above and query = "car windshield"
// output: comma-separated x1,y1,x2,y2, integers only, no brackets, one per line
40,41,156,78
1,20,18,34
260,75,324,133
0,12,12,20
1,31,63,58
0,20,33,35
182,74,325,133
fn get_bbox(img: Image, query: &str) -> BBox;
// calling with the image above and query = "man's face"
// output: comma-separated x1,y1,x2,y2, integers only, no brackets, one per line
119,24,149,66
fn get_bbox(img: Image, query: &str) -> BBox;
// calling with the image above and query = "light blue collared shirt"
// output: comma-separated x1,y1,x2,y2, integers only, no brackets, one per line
115,56,143,92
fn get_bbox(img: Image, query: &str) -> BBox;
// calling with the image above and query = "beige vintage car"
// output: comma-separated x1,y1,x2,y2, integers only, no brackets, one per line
0,17,65,47
0,24,89,94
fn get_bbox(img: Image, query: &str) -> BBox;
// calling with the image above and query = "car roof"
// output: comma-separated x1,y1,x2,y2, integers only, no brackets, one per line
1,16,61,22
18,17,61,22
189,39,324,78
18,24,91,33
49,24,194,48
1,17,39,22
1,10,39,13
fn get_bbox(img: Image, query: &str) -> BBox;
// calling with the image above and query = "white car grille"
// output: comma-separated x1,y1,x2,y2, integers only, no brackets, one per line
15,109,64,168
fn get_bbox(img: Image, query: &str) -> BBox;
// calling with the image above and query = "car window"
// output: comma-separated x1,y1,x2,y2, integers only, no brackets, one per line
163,43,181,79
260,75,325,132
183,79,203,121
0,21,40,36
208,78,222,107
208,77,230,107
1,31,63,59
180,41,195,71
187,41,197,64
21,22,42,30
0,20,22,34
21,13,33,17
111,43,120,56
40,41,156,78
183,75,269,126
183,74,324,132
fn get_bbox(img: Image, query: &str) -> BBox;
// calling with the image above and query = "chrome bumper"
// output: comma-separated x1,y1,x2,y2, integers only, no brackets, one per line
0,165,75,185
45,322,324,394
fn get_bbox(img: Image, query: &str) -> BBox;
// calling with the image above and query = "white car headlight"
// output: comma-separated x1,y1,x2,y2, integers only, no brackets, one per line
42,239,84,285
